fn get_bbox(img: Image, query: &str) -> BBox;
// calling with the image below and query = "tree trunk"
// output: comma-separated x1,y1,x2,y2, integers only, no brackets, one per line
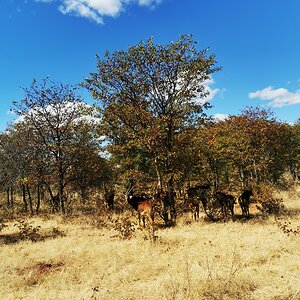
26,184,33,215
167,176,176,226
22,184,28,212
58,156,66,213
47,186,59,213
225,166,230,185
252,160,259,184
59,176,65,214
36,184,41,214
80,185,88,203
167,123,177,226
7,187,10,208
10,187,14,210
213,165,219,190
239,166,245,189
154,157,163,192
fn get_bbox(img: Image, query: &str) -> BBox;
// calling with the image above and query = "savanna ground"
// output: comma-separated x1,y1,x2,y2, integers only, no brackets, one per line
0,187,300,300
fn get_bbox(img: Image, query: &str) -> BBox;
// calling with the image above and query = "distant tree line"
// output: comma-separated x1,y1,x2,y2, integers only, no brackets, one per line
0,35,299,225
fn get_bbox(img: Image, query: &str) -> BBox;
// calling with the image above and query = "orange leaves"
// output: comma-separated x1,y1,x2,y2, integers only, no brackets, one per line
193,107,295,186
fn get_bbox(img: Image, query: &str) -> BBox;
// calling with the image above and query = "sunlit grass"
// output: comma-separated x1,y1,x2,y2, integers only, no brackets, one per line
0,187,299,299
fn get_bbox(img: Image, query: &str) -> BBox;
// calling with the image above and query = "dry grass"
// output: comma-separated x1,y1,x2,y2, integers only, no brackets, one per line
1,187,300,300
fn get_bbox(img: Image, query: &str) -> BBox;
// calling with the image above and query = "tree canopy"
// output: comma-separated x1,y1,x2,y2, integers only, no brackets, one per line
10,78,108,213
84,35,221,225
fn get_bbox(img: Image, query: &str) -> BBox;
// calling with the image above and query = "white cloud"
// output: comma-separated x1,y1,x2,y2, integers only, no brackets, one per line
14,101,101,127
204,79,220,101
35,0,163,24
249,86,300,108
58,0,106,24
249,86,289,100
193,78,220,104
138,0,162,7
213,113,228,122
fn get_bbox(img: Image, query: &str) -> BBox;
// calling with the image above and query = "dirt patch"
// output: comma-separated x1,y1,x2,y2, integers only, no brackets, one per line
13,261,65,286
15,261,64,276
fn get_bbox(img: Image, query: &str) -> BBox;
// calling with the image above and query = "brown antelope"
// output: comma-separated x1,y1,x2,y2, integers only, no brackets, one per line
186,184,210,220
103,185,114,210
126,185,154,227
238,189,253,218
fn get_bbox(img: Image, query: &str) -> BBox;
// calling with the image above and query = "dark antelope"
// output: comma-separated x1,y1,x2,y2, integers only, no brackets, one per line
238,189,253,218
186,184,210,220
126,185,154,227
104,185,115,210
215,191,236,219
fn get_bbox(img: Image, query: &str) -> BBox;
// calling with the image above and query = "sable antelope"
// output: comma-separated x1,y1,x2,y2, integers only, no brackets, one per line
215,191,236,219
104,186,115,210
126,186,154,227
186,184,210,220
238,189,253,218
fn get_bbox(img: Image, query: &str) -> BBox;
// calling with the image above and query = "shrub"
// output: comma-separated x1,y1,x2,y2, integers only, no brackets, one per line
0,220,7,232
257,198,285,215
14,220,42,242
112,216,136,239
255,185,285,215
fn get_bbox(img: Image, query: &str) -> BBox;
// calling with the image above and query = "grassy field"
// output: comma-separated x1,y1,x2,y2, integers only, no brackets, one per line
0,187,300,300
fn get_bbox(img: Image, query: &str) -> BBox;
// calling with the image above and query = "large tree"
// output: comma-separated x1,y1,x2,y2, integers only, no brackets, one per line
84,35,220,226
12,78,101,213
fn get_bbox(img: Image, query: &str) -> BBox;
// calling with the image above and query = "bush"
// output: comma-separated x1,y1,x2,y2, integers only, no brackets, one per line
257,198,285,215
112,216,137,239
0,222,7,232
255,185,285,215
14,220,42,242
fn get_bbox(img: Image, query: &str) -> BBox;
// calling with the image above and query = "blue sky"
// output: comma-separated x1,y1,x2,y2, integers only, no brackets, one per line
1,0,300,131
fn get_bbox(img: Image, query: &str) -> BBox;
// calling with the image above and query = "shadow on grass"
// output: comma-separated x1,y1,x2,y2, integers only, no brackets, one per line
200,210,295,224
281,207,300,217
0,228,65,245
